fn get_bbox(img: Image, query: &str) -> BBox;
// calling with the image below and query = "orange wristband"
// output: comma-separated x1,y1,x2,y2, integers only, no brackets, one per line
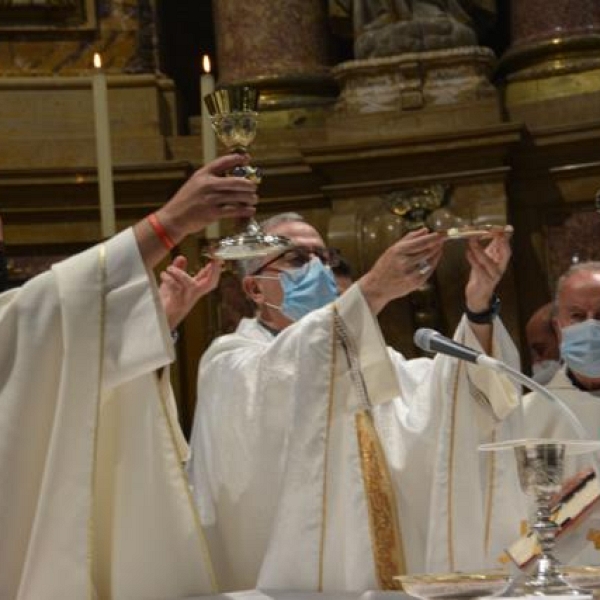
148,213,176,250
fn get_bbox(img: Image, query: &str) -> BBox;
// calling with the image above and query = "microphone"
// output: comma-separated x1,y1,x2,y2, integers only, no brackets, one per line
413,327,592,442
414,328,499,368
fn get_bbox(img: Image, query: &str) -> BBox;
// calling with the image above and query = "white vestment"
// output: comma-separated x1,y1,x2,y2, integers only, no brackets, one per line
522,366,600,566
0,229,215,600
189,283,525,592
524,366,600,440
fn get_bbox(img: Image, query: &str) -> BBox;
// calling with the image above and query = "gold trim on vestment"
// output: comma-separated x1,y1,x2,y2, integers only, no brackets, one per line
156,373,219,592
356,410,406,590
484,430,497,555
318,307,338,591
322,307,405,589
447,360,462,572
88,243,107,600
330,306,404,589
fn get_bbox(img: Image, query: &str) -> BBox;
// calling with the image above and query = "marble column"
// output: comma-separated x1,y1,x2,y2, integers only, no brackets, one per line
213,0,337,111
510,0,600,50
499,0,600,124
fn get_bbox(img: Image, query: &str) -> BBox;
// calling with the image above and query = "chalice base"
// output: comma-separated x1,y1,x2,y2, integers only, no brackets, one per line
487,569,591,598
207,229,292,261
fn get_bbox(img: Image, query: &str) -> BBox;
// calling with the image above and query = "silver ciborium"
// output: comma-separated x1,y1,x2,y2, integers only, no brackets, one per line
203,86,292,260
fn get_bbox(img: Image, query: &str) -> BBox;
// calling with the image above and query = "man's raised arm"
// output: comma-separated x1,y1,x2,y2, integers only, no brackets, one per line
133,154,258,270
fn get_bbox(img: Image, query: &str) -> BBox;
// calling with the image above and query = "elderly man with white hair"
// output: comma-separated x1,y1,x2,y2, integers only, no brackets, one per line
515,262,600,564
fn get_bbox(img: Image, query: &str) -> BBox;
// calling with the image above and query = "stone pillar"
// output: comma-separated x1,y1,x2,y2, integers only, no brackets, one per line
499,0,600,126
510,0,600,50
213,0,337,111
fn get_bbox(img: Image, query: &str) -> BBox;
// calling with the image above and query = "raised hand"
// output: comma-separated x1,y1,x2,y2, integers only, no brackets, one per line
359,228,445,315
464,232,512,313
157,154,259,238
159,255,223,330
135,155,259,270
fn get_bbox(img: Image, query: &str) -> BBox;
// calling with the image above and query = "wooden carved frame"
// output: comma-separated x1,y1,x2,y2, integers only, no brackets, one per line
0,0,97,34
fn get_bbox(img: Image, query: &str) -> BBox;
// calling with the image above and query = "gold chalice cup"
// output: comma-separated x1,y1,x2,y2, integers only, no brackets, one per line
203,86,292,260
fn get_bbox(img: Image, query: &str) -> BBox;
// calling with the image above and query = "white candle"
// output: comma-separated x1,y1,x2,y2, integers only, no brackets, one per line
201,54,219,238
201,54,217,164
92,52,116,238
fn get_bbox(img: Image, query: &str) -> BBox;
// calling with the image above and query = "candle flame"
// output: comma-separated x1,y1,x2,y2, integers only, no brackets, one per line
202,54,211,74
93,53,102,69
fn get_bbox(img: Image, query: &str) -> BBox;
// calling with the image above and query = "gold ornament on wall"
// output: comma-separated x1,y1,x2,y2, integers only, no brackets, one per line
385,184,450,230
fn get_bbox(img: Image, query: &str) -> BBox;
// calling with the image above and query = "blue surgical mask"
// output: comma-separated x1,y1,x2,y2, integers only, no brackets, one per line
560,319,600,379
532,360,561,385
258,257,339,321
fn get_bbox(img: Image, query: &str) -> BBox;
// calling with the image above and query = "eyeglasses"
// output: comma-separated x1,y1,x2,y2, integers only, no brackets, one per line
251,246,341,275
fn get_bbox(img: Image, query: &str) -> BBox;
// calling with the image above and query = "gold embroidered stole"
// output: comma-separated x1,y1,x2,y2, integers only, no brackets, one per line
356,410,406,589
333,309,406,589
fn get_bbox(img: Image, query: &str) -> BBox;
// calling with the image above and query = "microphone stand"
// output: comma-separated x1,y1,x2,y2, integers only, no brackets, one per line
476,355,593,443
415,329,594,456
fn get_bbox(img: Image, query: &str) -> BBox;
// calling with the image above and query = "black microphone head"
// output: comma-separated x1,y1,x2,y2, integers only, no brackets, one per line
414,328,441,353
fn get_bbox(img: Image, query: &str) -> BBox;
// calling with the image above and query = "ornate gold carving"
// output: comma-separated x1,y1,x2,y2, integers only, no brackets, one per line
385,184,449,229
355,410,405,590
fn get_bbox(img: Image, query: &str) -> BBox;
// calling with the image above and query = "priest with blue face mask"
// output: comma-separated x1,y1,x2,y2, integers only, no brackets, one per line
188,212,524,592
519,262,600,565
